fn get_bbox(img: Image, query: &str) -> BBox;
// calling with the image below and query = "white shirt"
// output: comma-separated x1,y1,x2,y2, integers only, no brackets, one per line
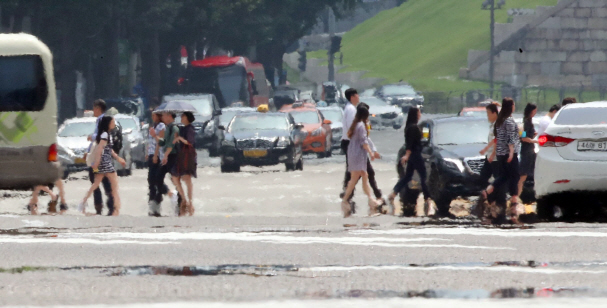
538,115,552,136
342,102,356,141
486,121,495,159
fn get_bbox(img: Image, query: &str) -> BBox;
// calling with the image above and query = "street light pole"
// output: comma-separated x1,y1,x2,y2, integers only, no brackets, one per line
489,0,495,99
327,7,335,82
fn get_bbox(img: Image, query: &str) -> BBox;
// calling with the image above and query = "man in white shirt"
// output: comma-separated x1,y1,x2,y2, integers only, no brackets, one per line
537,104,560,136
340,89,383,208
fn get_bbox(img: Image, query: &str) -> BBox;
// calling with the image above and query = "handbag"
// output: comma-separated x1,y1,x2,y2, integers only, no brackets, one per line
86,142,97,167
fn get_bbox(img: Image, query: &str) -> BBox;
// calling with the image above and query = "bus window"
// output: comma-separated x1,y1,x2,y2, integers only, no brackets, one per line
0,55,48,112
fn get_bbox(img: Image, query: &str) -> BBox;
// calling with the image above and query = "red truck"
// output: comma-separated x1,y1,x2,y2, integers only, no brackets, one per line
182,55,273,109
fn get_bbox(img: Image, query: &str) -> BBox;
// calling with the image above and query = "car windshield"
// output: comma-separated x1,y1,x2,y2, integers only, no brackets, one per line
321,110,342,123
460,110,486,117
433,121,489,145
116,118,138,131
362,98,388,107
220,110,246,126
554,107,607,125
291,111,320,124
382,85,416,96
184,98,213,116
58,121,96,137
230,115,289,131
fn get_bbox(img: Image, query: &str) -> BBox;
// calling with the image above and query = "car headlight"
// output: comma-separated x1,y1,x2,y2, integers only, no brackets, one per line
443,158,465,173
276,136,290,147
311,127,323,137
398,112,404,116
386,97,394,101
222,139,235,146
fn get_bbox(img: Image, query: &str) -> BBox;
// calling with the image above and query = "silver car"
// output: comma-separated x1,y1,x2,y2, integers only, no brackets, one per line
318,106,344,149
57,116,134,177
361,96,405,129
114,114,147,169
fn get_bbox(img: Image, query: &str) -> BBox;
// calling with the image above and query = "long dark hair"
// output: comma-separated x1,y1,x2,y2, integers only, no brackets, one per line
347,105,370,139
495,97,515,134
523,102,537,122
96,116,113,144
405,107,420,128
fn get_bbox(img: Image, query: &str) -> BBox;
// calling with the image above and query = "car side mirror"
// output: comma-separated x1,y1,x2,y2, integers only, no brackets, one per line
323,119,332,125
295,123,304,130
218,125,226,130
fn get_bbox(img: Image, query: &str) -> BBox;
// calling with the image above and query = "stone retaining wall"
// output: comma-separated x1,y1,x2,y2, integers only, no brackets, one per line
464,0,607,89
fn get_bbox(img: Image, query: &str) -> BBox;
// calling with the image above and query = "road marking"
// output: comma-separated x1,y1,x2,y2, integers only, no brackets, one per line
351,228,607,238
57,232,513,250
0,236,176,245
300,265,607,275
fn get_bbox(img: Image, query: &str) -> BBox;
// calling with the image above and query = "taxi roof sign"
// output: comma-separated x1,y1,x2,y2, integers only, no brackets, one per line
257,104,269,113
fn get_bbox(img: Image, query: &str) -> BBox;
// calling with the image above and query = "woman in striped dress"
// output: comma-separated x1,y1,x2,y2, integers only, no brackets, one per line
78,116,126,216
478,98,522,223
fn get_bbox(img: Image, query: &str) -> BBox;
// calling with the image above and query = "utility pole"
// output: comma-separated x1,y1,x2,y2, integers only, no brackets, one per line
327,7,335,82
489,0,495,98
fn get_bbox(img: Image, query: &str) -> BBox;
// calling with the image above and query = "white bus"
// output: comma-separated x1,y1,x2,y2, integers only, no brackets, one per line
0,34,60,190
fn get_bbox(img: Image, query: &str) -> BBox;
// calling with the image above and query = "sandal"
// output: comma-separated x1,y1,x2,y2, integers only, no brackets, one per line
47,197,58,214
341,201,352,218
59,203,69,213
509,201,521,224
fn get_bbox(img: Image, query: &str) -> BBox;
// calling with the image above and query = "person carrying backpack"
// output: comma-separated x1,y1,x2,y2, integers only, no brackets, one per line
150,111,181,214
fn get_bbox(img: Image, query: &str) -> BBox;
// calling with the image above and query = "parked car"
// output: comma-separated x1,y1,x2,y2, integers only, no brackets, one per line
280,102,333,158
318,106,344,149
57,116,133,177
535,102,607,220
114,114,147,169
219,110,305,173
361,96,404,129
375,83,424,112
164,93,223,156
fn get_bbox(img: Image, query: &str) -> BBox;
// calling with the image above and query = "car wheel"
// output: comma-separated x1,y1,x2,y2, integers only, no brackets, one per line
296,158,303,171
429,168,452,216
393,125,402,130
62,170,69,180
285,162,296,171
317,151,326,159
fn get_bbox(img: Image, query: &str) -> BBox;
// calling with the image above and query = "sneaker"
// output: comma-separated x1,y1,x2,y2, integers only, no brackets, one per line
77,201,87,214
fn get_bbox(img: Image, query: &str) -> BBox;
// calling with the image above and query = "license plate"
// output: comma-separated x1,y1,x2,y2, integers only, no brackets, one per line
75,157,86,164
243,149,268,158
577,141,607,151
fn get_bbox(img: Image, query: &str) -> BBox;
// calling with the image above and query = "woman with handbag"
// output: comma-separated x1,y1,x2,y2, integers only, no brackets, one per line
78,116,126,215
171,112,197,216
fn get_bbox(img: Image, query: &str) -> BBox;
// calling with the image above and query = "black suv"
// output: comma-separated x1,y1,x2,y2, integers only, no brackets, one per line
163,93,223,156
219,111,305,173
396,117,535,217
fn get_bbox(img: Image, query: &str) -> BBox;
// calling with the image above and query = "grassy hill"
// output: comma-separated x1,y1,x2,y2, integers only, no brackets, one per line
310,0,557,92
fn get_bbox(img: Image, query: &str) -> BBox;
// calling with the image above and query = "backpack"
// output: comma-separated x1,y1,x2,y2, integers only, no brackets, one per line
111,124,123,153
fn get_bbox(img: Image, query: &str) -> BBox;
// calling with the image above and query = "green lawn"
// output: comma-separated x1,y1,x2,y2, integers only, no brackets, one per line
309,0,557,93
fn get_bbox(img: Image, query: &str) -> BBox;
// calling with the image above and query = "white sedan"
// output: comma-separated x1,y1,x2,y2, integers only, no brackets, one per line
535,101,607,217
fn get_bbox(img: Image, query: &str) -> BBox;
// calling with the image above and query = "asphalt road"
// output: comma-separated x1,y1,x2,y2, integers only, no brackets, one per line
1,120,607,307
